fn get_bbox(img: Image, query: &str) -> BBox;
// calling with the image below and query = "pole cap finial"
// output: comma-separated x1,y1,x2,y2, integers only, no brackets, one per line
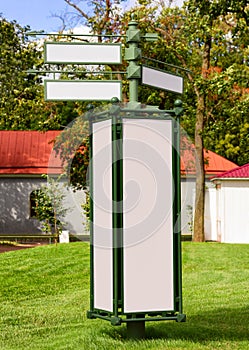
86,104,95,111
174,99,183,116
128,13,138,26
111,97,120,104
174,99,183,108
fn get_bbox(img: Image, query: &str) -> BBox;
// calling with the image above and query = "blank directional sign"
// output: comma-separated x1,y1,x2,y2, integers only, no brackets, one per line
44,42,122,65
44,80,122,101
142,66,183,94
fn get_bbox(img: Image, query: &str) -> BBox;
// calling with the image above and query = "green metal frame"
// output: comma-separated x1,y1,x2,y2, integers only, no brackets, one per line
87,103,186,325
111,108,123,319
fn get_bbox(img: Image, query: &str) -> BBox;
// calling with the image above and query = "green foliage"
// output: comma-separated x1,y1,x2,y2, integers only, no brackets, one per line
204,64,249,165
128,1,249,166
0,242,249,349
2,2,249,163
53,115,89,191
32,175,71,236
0,16,84,130
0,241,17,246
0,17,45,129
81,191,90,231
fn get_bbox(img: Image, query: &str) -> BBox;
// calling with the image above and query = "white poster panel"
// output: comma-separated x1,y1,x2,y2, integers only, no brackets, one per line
92,119,113,312
142,66,183,94
45,43,122,65
45,80,122,101
123,119,174,313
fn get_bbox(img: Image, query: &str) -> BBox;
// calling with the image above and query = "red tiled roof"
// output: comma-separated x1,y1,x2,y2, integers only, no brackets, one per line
0,131,238,176
180,140,237,176
212,163,249,179
0,131,63,175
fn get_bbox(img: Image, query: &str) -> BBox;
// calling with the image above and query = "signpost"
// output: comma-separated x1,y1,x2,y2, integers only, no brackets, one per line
41,16,186,339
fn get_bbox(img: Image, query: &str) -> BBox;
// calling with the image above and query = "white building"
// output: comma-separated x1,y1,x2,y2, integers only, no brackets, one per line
0,130,239,239
0,131,86,237
205,163,249,244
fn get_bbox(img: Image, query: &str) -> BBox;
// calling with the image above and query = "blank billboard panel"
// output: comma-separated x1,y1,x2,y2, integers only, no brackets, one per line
92,119,113,312
123,119,174,313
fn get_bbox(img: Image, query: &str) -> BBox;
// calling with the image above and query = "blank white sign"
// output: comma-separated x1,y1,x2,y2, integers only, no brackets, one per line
142,66,183,94
123,119,174,313
44,42,122,64
92,119,113,312
44,80,122,101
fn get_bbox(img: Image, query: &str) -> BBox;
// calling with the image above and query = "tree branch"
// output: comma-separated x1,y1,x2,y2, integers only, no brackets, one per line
155,27,194,83
64,0,90,21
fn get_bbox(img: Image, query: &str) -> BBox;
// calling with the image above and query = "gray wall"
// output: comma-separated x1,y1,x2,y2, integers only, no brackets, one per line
181,176,214,234
0,176,86,235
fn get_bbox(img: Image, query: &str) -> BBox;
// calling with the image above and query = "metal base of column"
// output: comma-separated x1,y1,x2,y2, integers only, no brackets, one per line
127,321,146,339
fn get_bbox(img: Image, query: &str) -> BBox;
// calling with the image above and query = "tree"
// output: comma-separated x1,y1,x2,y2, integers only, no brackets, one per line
58,0,126,35
120,0,249,241
204,64,249,166
185,0,249,241
32,175,71,239
53,114,89,191
0,16,42,129
0,16,82,130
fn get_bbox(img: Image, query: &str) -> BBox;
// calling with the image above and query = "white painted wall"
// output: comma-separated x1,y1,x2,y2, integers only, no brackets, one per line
63,186,86,234
205,180,249,244
220,181,249,243
0,176,86,235
204,187,218,241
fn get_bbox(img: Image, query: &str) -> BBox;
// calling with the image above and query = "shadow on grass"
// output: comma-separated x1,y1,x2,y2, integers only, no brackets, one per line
104,307,249,342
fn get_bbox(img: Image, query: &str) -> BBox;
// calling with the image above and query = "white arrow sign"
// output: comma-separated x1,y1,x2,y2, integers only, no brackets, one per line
44,80,122,101
142,66,183,94
44,42,122,65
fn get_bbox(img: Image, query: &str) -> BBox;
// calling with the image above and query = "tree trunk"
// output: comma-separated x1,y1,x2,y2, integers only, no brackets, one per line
193,93,205,242
193,35,211,242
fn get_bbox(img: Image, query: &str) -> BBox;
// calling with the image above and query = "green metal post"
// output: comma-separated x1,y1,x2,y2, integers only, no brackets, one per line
127,321,146,339
112,113,119,318
172,100,184,317
86,105,95,318
125,16,141,105
111,102,123,322
125,19,146,334
175,101,184,317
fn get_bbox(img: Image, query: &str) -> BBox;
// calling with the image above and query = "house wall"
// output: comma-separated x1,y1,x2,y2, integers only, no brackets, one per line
0,175,198,236
63,186,86,234
0,177,86,235
205,180,249,243
220,181,249,244
182,177,215,235
181,177,195,234
5,174,244,240
204,187,218,241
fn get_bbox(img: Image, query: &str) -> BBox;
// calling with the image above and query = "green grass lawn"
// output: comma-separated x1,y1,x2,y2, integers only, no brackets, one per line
0,242,248,350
